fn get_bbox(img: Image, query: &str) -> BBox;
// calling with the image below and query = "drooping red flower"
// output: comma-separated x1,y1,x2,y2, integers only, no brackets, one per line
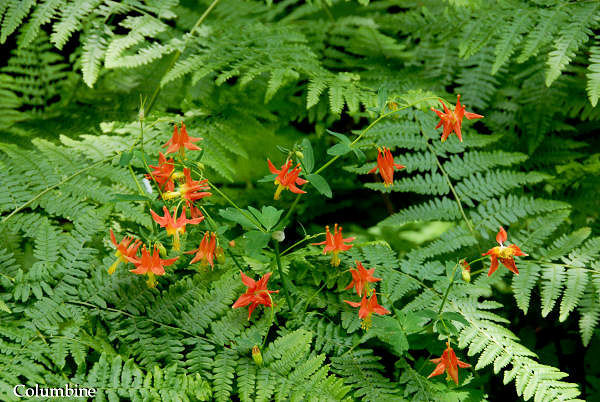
345,260,381,296
368,147,405,186
163,122,202,157
267,159,308,200
164,168,212,203
311,224,355,267
344,292,390,330
427,341,471,385
108,229,142,275
185,231,217,268
232,271,279,320
482,226,527,276
125,245,179,288
145,152,176,191
150,206,204,251
431,94,483,142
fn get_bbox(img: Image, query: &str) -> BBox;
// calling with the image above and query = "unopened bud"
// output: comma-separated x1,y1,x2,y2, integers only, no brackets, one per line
252,345,263,366
196,162,205,170
229,240,236,248
138,105,145,121
216,247,226,264
295,151,304,159
460,259,471,283
272,230,285,242
387,101,399,111
156,242,167,257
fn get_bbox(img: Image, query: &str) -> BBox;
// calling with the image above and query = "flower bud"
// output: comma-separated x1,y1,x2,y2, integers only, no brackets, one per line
272,230,285,242
196,162,205,170
138,105,145,121
460,259,471,283
252,345,263,366
387,101,399,111
156,242,167,257
216,246,226,264
295,151,304,159
229,240,236,248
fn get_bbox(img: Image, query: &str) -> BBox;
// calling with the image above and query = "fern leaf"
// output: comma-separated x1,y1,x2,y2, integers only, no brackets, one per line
50,0,101,50
19,0,65,48
559,268,588,322
81,23,109,88
492,11,533,74
586,37,600,106
0,0,35,44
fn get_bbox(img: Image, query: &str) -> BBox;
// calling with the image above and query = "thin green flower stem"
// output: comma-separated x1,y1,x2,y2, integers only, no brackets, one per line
144,0,222,116
280,96,439,223
280,232,324,256
437,261,460,314
273,240,293,309
467,255,487,265
260,290,276,349
199,205,244,272
202,177,266,233
425,141,476,238
299,269,350,315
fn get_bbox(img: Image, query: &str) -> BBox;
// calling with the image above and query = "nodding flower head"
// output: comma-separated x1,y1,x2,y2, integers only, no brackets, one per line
367,147,404,186
482,226,527,276
267,159,307,200
431,94,483,142
311,224,355,267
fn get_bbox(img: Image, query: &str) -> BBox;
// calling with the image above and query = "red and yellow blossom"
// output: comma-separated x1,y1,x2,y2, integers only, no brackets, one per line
150,206,204,251
185,231,217,268
163,122,202,158
431,94,483,142
232,271,279,320
428,341,471,385
482,226,527,276
344,293,390,330
108,230,142,275
345,260,381,297
125,245,179,288
145,152,176,191
164,168,212,203
311,224,355,267
267,159,308,200
368,147,405,186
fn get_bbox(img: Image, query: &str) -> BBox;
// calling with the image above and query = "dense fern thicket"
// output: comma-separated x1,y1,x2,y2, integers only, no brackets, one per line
1,0,599,400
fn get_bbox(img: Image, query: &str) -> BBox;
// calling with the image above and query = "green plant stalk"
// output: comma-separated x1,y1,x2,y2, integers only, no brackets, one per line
144,0,222,116
273,240,293,309
280,232,324,256
438,262,460,314
261,291,276,348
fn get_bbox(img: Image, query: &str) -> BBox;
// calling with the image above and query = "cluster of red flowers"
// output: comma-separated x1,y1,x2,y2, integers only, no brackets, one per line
343,261,389,330
108,123,219,287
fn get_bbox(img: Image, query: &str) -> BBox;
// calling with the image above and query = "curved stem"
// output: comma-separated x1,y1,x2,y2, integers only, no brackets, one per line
144,0,222,115
273,240,293,309
261,291,275,348
280,232,324,256
438,261,460,314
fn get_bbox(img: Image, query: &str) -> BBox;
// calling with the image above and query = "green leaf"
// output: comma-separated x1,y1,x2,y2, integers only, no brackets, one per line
300,138,314,174
259,206,283,231
245,230,271,257
370,315,408,356
327,143,352,156
440,312,469,326
327,130,351,145
306,173,332,198
0,299,11,313
219,208,260,230
119,151,133,166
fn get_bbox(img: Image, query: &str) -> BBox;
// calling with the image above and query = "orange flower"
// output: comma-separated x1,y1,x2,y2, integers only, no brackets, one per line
345,261,381,296
344,293,390,330
125,245,179,288
368,147,404,186
145,152,176,191
108,229,142,275
232,271,279,320
311,224,355,267
150,206,204,251
185,231,217,268
427,341,471,385
163,122,202,158
267,159,307,200
164,168,211,203
431,94,483,142
482,226,527,276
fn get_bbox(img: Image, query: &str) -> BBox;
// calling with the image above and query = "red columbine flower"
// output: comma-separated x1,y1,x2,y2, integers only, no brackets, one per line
145,152,177,191
232,271,279,320
267,159,308,200
164,168,211,203
311,224,355,267
431,94,483,142
185,231,217,269
345,261,381,296
163,122,202,158
368,147,405,186
428,341,471,385
482,226,527,276
344,293,390,330
108,230,142,275
150,206,204,251
125,245,179,288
